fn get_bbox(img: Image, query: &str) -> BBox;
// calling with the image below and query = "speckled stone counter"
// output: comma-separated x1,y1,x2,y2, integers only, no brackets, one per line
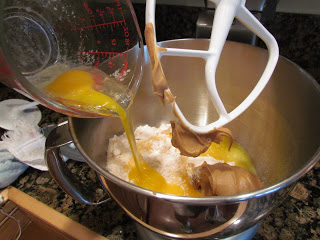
1,4,320,240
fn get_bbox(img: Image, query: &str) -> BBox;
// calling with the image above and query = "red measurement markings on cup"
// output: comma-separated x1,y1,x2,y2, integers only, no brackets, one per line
71,13,126,33
68,1,130,74
69,2,126,33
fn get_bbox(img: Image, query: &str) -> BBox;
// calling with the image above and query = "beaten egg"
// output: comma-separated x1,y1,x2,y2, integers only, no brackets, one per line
45,70,123,115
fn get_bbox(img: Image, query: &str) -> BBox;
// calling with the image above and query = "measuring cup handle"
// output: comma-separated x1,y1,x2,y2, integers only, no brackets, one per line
45,123,110,205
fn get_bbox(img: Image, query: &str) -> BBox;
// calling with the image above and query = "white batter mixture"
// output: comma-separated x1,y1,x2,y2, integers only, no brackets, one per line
106,123,234,186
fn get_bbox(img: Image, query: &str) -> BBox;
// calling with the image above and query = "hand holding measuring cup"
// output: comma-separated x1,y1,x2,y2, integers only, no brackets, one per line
0,0,143,117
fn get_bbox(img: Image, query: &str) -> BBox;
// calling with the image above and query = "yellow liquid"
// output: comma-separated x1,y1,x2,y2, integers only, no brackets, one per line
129,161,203,197
201,137,256,174
45,69,256,197
46,70,140,169
45,69,191,195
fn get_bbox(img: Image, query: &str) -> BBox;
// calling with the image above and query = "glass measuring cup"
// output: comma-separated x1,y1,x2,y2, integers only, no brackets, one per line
0,0,143,117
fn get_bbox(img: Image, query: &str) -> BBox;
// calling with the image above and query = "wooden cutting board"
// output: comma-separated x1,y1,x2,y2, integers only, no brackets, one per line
0,187,108,240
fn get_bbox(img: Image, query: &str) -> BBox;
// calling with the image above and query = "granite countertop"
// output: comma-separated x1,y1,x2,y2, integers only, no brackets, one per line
1,4,320,240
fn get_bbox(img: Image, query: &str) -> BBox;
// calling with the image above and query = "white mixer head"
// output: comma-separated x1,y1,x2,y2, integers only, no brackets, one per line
145,0,279,134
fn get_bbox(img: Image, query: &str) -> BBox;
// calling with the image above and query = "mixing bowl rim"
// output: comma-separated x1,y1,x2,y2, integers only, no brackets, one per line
68,120,320,204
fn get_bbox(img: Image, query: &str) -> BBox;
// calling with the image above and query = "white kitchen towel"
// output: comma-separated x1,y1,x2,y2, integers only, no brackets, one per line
0,120,48,171
0,149,29,188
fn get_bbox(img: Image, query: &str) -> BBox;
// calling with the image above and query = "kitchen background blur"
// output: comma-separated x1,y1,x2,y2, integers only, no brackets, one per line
0,0,319,239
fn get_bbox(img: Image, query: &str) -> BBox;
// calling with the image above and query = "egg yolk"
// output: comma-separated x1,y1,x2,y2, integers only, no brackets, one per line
201,137,256,174
45,70,122,114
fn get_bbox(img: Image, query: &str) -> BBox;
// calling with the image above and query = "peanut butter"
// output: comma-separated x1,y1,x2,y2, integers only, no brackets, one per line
171,121,233,157
145,22,173,105
189,162,262,196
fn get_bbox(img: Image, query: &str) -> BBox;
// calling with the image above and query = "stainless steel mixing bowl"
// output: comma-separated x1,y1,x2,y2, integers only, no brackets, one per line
46,39,320,239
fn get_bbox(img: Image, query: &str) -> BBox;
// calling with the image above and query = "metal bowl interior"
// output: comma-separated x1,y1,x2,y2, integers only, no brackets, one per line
69,39,320,204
